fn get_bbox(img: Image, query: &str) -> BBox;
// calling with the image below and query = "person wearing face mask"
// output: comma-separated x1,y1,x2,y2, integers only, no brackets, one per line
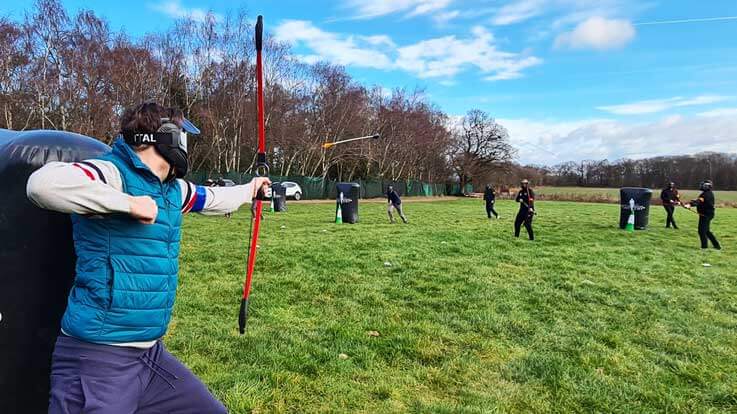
27,102,270,413
514,179,535,240
660,181,680,229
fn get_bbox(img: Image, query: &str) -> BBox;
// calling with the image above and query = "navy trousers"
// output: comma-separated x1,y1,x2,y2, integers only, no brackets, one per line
49,335,227,413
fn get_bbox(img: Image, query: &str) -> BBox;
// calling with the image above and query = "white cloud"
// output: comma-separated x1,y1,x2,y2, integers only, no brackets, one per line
492,0,637,27
274,21,541,82
500,114,737,164
500,118,603,161
660,114,683,127
554,16,635,50
433,10,461,24
345,0,452,19
151,0,220,23
359,35,396,48
492,0,547,26
409,0,453,16
597,98,679,115
483,60,541,81
489,1,646,49
395,26,542,79
273,20,393,69
295,55,322,65
597,95,730,115
698,107,737,117
678,96,730,106
549,1,637,30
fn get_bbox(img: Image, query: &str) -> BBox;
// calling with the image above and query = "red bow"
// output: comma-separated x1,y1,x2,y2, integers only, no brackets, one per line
239,15,267,335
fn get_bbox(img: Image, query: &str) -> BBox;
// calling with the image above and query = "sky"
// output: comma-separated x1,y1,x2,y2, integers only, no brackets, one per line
4,0,737,165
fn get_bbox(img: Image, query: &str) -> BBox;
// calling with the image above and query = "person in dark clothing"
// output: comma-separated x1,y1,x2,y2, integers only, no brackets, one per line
483,184,499,219
686,180,721,250
660,181,680,229
514,179,535,240
387,185,408,223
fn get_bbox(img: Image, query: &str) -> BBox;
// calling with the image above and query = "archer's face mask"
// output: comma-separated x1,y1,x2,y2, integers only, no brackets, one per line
122,118,201,179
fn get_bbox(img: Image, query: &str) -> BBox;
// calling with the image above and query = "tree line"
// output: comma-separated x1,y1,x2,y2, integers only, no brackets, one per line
508,153,737,191
3,1,730,191
0,0,516,186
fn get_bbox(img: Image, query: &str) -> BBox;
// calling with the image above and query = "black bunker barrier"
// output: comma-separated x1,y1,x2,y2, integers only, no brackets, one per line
0,129,109,413
271,182,287,212
619,187,653,230
336,182,360,224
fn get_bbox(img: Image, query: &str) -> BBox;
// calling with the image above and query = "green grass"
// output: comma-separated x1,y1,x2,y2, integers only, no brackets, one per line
534,186,737,205
169,199,737,413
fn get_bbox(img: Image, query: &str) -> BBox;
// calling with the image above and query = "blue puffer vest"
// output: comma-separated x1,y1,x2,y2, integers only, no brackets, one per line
61,138,182,343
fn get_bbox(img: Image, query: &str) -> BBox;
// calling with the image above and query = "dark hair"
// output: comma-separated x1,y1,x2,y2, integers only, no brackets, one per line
119,102,184,135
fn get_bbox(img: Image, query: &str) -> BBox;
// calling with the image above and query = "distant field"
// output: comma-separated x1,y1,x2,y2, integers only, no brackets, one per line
531,187,737,207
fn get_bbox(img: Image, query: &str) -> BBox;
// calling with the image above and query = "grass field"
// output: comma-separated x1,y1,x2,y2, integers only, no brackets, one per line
169,199,737,413
532,187,737,206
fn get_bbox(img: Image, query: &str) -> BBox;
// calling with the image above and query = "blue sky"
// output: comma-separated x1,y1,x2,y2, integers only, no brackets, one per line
4,0,737,164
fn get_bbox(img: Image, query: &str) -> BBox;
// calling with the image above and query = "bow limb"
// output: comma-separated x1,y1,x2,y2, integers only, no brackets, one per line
240,15,267,335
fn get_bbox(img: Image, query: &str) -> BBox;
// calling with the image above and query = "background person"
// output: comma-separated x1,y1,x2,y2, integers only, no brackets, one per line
387,185,408,224
483,184,499,219
27,102,270,413
514,179,535,240
685,180,721,250
660,181,680,229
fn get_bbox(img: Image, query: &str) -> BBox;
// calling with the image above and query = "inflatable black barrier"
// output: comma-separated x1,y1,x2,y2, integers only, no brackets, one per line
271,182,287,212
336,182,360,224
619,187,653,230
0,129,109,413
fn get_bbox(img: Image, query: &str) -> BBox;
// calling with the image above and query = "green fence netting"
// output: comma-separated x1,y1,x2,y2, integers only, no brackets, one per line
186,171,463,200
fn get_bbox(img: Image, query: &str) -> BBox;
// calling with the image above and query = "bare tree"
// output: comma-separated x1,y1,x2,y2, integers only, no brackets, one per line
1,1,549,191
451,109,516,192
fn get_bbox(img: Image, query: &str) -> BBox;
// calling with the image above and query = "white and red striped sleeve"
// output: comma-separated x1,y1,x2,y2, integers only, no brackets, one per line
178,179,253,215
26,160,130,215
179,180,201,213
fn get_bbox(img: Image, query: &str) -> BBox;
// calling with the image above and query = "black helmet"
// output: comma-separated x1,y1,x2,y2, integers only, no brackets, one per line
700,180,713,191
122,116,200,179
